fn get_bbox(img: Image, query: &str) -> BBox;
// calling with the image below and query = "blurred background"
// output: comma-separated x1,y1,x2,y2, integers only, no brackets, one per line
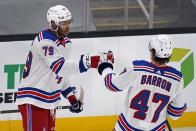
1,0,196,35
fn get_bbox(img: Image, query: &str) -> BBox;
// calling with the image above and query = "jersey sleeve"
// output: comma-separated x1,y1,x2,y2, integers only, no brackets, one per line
167,77,187,120
60,77,79,108
102,64,136,92
60,77,76,98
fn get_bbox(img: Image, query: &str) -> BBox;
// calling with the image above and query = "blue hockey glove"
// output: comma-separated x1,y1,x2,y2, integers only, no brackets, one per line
69,100,83,113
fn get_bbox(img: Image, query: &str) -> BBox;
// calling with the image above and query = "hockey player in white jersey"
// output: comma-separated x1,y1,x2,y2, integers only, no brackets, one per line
97,34,187,131
15,5,107,131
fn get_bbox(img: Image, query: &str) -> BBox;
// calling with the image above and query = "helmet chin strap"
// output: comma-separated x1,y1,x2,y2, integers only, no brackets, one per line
49,22,64,39
50,22,59,32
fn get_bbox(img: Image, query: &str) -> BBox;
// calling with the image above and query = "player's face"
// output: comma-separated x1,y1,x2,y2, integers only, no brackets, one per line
58,20,71,36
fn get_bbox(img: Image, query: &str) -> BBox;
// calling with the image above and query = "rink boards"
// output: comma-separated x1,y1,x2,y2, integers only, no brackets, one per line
0,112,196,131
0,34,195,130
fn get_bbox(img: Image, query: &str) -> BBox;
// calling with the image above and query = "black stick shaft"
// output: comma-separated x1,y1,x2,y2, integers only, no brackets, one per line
166,119,172,131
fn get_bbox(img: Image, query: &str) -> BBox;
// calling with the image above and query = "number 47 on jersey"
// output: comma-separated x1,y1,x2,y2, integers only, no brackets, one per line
130,90,170,123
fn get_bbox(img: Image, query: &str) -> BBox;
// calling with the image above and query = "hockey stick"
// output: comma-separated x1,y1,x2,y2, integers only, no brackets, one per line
0,87,84,114
166,119,172,131
0,109,20,114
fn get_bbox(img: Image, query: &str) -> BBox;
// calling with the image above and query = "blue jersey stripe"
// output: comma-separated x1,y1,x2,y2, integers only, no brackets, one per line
61,87,76,98
50,57,65,74
17,94,60,103
151,120,166,131
37,35,40,42
119,113,143,131
104,73,122,92
55,59,65,74
133,60,182,82
118,113,167,131
168,103,187,111
167,111,183,117
50,57,65,69
117,120,127,131
134,68,154,74
39,30,71,46
18,87,61,96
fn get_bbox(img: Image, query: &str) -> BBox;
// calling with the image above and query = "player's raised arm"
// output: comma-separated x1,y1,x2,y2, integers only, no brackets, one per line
33,34,104,79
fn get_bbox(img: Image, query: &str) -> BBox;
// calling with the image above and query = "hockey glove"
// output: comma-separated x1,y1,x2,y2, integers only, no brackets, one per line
62,87,83,113
79,54,100,72
79,51,114,73
98,51,114,75
69,100,83,113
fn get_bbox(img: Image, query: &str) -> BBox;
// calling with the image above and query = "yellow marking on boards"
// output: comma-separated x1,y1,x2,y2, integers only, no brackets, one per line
96,21,171,27
167,112,196,127
0,112,196,131
91,5,158,11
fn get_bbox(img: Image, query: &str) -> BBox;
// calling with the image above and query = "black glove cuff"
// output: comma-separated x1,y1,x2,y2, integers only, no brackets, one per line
70,100,83,113
71,101,79,109
98,62,113,75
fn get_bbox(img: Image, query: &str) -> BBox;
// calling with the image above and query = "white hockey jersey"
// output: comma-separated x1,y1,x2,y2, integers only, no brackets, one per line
102,60,187,131
16,29,84,109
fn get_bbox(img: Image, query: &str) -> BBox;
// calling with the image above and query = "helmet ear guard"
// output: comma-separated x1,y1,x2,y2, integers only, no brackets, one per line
149,34,173,58
47,5,72,31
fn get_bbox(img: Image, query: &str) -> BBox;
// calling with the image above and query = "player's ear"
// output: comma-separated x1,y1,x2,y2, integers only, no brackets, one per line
51,21,57,30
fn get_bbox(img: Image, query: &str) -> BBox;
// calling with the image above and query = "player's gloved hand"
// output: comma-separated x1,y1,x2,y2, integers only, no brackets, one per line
98,50,114,75
80,54,100,69
79,51,114,73
69,100,83,113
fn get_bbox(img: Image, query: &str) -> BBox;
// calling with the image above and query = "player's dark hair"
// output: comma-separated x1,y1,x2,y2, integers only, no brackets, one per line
151,49,170,64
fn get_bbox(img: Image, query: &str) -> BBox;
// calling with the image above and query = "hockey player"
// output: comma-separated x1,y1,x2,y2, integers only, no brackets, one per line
97,34,187,131
15,5,106,131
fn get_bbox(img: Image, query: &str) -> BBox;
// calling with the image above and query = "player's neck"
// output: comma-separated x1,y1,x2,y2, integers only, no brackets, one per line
49,29,64,40
150,60,166,68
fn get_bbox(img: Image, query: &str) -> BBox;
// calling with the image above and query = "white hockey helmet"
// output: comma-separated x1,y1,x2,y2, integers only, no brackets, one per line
47,5,72,26
149,34,173,58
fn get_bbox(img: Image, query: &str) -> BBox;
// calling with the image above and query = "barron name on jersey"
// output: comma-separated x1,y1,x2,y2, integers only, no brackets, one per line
140,74,172,92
